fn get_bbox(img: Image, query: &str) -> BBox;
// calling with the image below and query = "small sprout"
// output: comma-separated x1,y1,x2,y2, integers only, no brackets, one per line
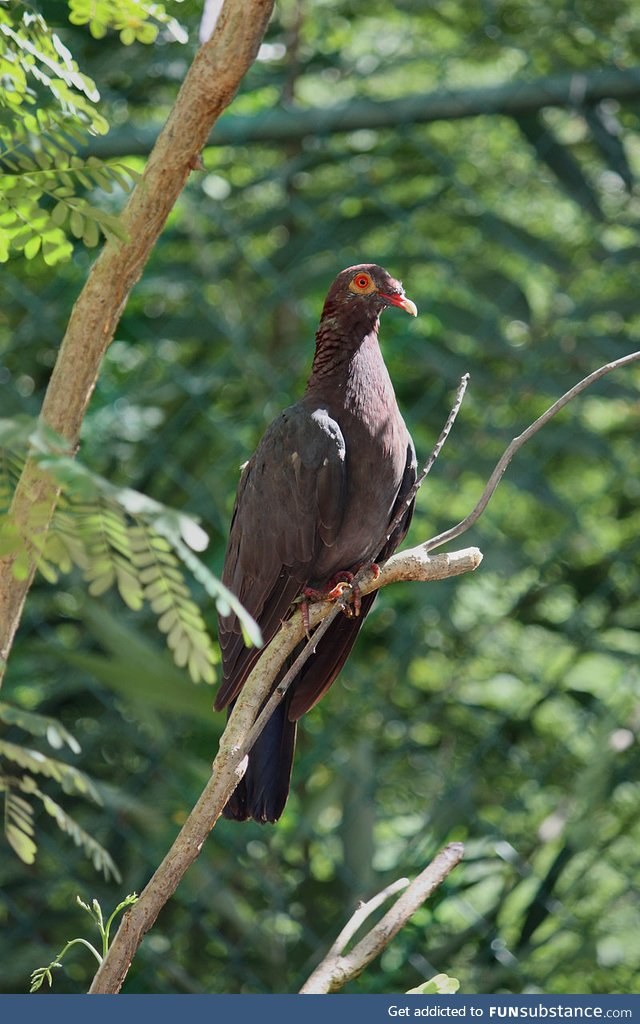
29,894,139,992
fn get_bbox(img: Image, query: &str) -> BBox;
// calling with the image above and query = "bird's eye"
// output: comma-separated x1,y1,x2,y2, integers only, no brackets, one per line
349,272,375,295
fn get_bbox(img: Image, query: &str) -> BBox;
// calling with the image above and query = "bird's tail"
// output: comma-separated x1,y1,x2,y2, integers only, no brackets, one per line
222,697,297,824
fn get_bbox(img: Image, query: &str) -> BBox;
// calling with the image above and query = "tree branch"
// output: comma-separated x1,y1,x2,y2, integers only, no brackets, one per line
299,843,465,994
326,877,411,959
383,373,469,550
233,545,483,764
87,66,640,158
424,349,640,553
0,0,275,685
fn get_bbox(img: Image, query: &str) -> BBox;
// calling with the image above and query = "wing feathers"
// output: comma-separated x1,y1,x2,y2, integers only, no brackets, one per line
216,405,347,710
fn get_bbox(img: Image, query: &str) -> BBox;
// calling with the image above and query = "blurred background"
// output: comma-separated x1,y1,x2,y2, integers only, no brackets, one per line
1,0,640,995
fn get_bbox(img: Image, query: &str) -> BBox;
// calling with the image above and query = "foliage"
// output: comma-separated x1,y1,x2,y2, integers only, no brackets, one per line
67,0,185,45
0,700,119,878
0,419,261,683
1,0,640,998
0,0,165,262
30,892,138,992
407,974,460,995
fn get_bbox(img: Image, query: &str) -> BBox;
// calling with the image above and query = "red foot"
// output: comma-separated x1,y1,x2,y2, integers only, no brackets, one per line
297,564,380,634
303,571,355,603
301,570,369,629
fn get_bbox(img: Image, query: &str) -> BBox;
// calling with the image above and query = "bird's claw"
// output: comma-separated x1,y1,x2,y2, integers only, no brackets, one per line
301,571,363,624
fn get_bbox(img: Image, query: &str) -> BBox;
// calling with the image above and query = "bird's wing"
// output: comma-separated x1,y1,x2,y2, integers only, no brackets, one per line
215,404,347,709
288,438,417,720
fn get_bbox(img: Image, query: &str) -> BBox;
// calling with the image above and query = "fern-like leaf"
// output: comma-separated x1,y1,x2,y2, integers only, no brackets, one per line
0,3,141,262
0,740,102,802
0,701,81,753
67,0,187,45
29,783,121,882
1,419,261,681
1,700,120,878
132,527,217,682
2,782,37,864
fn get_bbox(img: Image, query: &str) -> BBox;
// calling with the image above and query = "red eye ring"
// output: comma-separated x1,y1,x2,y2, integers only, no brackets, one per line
355,275,370,289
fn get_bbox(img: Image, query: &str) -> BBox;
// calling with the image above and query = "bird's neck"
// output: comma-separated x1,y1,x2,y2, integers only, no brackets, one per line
305,316,396,418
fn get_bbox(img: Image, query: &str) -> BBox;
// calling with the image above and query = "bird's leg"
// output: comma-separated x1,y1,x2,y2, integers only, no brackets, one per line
299,596,313,639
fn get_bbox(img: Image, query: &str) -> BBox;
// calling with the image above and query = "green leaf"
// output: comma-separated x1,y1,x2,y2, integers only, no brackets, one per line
0,701,82,753
407,973,461,995
50,200,68,227
23,234,41,259
0,740,102,803
34,789,120,882
6,822,37,864
41,232,73,265
69,208,85,238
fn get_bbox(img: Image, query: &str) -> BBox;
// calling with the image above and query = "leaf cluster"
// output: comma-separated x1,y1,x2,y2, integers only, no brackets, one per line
0,0,177,262
1,419,260,685
68,0,186,46
0,700,119,878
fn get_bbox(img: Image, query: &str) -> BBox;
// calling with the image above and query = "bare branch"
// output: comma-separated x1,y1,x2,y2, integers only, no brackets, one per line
87,67,640,159
327,878,410,959
299,843,465,994
425,350,640,553
383,373,469,550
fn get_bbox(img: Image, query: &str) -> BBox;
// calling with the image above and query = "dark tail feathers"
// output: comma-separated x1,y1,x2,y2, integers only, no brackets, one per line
222,697,297,824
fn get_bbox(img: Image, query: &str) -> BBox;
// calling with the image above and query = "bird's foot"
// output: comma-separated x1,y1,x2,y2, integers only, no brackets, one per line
297,564,380,634
303,571,355,603
301,569,370,625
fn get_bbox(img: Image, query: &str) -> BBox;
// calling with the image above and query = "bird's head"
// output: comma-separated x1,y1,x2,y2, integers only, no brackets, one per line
321,264,418,328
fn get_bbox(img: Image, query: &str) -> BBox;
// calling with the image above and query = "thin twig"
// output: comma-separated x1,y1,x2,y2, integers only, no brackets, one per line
425,350,640,552
384,372,470,552
241,599,345,756
327,877,410,958
299,843,465,994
